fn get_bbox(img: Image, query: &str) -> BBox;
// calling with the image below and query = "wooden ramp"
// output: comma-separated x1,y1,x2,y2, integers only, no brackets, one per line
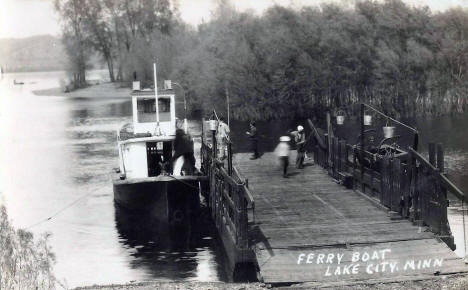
234,152,468,286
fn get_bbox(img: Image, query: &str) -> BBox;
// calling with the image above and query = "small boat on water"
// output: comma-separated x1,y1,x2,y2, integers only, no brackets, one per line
13,79,24,85
112,63,205,225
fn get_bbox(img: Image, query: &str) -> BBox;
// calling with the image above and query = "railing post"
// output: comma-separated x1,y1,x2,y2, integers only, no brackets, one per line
340,140,347,173
352,146,357,191
429,143,436,167
360,103,365,193
201,118,205,171
437,143,444,173
392,158,401,212
212,129,217,160
324,133,329,171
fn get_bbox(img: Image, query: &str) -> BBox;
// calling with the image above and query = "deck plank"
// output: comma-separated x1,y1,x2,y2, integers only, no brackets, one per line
234,152,467,285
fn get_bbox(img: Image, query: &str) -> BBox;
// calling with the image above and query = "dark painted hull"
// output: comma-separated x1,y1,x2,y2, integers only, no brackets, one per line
112,172,203,225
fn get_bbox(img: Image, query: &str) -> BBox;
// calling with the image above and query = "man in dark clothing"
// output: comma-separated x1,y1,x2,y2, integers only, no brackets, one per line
246,121,259,159
173,129,196,175
295,125,306,168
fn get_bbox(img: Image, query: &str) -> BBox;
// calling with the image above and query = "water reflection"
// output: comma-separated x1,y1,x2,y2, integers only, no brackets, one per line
114,203,225,281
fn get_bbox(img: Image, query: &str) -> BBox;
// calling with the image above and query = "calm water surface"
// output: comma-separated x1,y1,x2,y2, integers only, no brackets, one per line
0,71,226,288
1,71,468,287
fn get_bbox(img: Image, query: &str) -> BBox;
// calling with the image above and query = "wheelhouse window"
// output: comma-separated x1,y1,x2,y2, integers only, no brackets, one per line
137,98,171,122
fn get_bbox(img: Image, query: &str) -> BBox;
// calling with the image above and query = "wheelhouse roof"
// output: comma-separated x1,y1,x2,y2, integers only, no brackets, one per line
132,88,174,97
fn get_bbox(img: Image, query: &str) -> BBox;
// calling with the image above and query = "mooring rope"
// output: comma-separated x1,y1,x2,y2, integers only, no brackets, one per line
25,184,108,230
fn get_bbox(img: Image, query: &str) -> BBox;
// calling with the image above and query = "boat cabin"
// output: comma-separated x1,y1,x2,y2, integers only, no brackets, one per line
117,84,185,179
132,89,176,136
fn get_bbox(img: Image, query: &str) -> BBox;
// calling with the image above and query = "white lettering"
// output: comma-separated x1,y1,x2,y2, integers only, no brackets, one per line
433,258,443,267
372,251,380,260
352,264,360,274
366,263,373,274
362,252,370,262
317,254,325,264
404,260,415,270
334,266,341,275
297,253,305,264
380,249,391,259
389,262,398,273
342,264,352,275
352,252,360,263
422,259,431,269
336,253,344,264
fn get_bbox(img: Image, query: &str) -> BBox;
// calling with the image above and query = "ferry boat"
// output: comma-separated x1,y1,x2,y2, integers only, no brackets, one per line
112,64,205,225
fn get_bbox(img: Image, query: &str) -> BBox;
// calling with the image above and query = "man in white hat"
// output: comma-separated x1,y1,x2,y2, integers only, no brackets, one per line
295,125,306,168
274,136,291,178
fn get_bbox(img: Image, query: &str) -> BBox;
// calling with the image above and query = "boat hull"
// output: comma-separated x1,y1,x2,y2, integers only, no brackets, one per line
112,172,206,225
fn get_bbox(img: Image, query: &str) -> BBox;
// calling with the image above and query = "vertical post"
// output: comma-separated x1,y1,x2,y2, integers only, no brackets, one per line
327,112,332,172
201,118,205,172
352,146,357,190
153,63,160,130
413,131,419,151
228,142,233,176
212,130,217,160
225,85,230,127
429,143,436,166
360,103,365,193
437,143,444,173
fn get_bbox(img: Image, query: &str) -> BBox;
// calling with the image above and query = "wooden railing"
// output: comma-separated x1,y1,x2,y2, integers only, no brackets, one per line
313,130,465,248
201,120,254,252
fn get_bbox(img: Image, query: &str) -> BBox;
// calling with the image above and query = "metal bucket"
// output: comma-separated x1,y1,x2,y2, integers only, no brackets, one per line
208,119,218,131
383,126,395,138
364,115,372,126
336,115,345,125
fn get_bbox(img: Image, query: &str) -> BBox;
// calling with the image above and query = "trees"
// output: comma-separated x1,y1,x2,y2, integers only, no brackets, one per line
55,0,468,118
55,0,91,88
55,0,178,85
0,205,57,289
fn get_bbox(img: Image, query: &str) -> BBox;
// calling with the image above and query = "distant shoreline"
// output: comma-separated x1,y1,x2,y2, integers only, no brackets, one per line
32,82,131,99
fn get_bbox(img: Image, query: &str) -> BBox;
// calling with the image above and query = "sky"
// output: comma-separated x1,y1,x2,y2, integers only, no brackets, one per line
0,0,467,39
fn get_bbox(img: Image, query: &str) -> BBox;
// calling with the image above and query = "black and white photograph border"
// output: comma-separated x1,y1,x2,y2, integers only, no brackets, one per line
1,0,468,289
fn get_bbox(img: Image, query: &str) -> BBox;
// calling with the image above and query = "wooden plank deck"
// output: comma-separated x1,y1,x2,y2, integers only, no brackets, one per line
234,151,468,286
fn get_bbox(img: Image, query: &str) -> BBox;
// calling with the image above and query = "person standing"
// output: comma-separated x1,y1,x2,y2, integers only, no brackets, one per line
246,121,259,159
216,117,230,160
173,129,196,175
274,136,291,178
295,125,306,168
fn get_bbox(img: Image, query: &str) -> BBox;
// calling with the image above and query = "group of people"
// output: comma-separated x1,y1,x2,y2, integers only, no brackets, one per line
215,117,311,178
274,125,308,178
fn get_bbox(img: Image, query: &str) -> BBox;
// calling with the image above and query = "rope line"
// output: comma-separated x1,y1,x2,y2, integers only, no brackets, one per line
363,103,418,133
24,185,107,230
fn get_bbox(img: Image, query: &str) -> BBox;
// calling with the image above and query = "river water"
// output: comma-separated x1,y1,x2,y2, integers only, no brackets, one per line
0,71,226,288
1,71,467,287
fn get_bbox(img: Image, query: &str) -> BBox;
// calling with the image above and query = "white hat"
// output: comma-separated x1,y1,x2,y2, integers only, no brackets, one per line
297,125,304,132
280,136,290,142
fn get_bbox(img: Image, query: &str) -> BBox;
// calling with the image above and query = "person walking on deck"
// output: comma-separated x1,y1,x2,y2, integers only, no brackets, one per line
246,121,259,159
295,125,306,169
216,117,230,160
274,136,291,178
